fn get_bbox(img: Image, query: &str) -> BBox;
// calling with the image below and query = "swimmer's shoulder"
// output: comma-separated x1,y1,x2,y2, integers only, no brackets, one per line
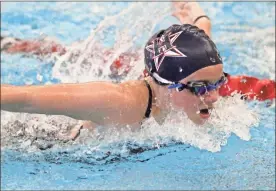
119,79,150,115
119,80,149,98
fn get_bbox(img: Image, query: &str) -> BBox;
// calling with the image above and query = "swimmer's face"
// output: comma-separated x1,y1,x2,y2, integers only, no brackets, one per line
170,64,223,125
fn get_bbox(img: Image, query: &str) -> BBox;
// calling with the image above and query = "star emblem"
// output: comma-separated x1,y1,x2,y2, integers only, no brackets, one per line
146,31,187,71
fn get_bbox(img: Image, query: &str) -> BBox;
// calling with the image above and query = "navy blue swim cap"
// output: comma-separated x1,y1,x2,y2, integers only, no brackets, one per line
144,24,222,84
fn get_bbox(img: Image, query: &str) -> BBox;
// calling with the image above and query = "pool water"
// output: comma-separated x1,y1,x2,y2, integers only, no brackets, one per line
1,2,275,190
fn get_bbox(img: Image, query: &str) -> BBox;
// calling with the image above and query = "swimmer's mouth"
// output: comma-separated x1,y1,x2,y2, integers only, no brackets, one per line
200,108,209,114
199,107,213,119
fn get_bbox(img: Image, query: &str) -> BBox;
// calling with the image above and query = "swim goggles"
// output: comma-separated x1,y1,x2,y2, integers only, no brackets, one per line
168,74,227,96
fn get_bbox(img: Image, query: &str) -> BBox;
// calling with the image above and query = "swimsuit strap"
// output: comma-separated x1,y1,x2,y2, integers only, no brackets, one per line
144,80,153,118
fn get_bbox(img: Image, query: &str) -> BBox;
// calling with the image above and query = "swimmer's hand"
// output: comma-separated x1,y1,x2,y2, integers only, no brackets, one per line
171,1,211,37
172,2,194,24
59,121,95,142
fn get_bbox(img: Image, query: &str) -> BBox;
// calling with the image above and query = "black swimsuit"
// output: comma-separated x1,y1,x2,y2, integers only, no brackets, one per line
144,80,153,118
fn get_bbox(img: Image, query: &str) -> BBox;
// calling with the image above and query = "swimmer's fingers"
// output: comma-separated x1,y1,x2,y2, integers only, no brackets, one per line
171,2,208,25
61,121,95,142
171,2,193,24
57,124,83,142
69,125,83,141
172,11,192,25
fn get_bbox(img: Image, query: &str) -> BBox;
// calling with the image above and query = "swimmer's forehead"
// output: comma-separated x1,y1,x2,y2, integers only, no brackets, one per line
180,64,223,84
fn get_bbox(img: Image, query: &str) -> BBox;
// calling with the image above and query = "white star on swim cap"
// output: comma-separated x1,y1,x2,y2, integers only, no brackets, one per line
145,31,187,71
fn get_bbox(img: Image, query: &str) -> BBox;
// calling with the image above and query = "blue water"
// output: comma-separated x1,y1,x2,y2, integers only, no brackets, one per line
1,2,275,190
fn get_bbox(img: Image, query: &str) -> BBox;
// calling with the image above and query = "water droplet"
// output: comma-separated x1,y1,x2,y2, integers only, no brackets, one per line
36,73,43,82
240,78,247,83
179,67,183,72
210,57,216,62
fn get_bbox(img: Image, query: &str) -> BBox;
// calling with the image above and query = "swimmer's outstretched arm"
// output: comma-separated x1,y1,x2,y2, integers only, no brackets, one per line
1,81,148,126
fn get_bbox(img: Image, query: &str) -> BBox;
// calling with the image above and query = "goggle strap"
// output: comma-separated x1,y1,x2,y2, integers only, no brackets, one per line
168,83,189,92
168,83,181,89
152,72,174,85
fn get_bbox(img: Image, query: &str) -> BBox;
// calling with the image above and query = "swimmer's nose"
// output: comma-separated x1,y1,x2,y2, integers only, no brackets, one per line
203,89,219,103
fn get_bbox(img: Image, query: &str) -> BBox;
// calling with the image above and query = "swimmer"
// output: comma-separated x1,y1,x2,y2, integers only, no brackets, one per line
1,2,275,141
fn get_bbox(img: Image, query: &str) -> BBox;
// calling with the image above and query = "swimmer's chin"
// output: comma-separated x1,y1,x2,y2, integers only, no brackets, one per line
189,116,209,125
195,120,207,125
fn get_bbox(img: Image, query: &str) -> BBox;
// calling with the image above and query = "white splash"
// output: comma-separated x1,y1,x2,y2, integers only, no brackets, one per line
52,2,171,83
